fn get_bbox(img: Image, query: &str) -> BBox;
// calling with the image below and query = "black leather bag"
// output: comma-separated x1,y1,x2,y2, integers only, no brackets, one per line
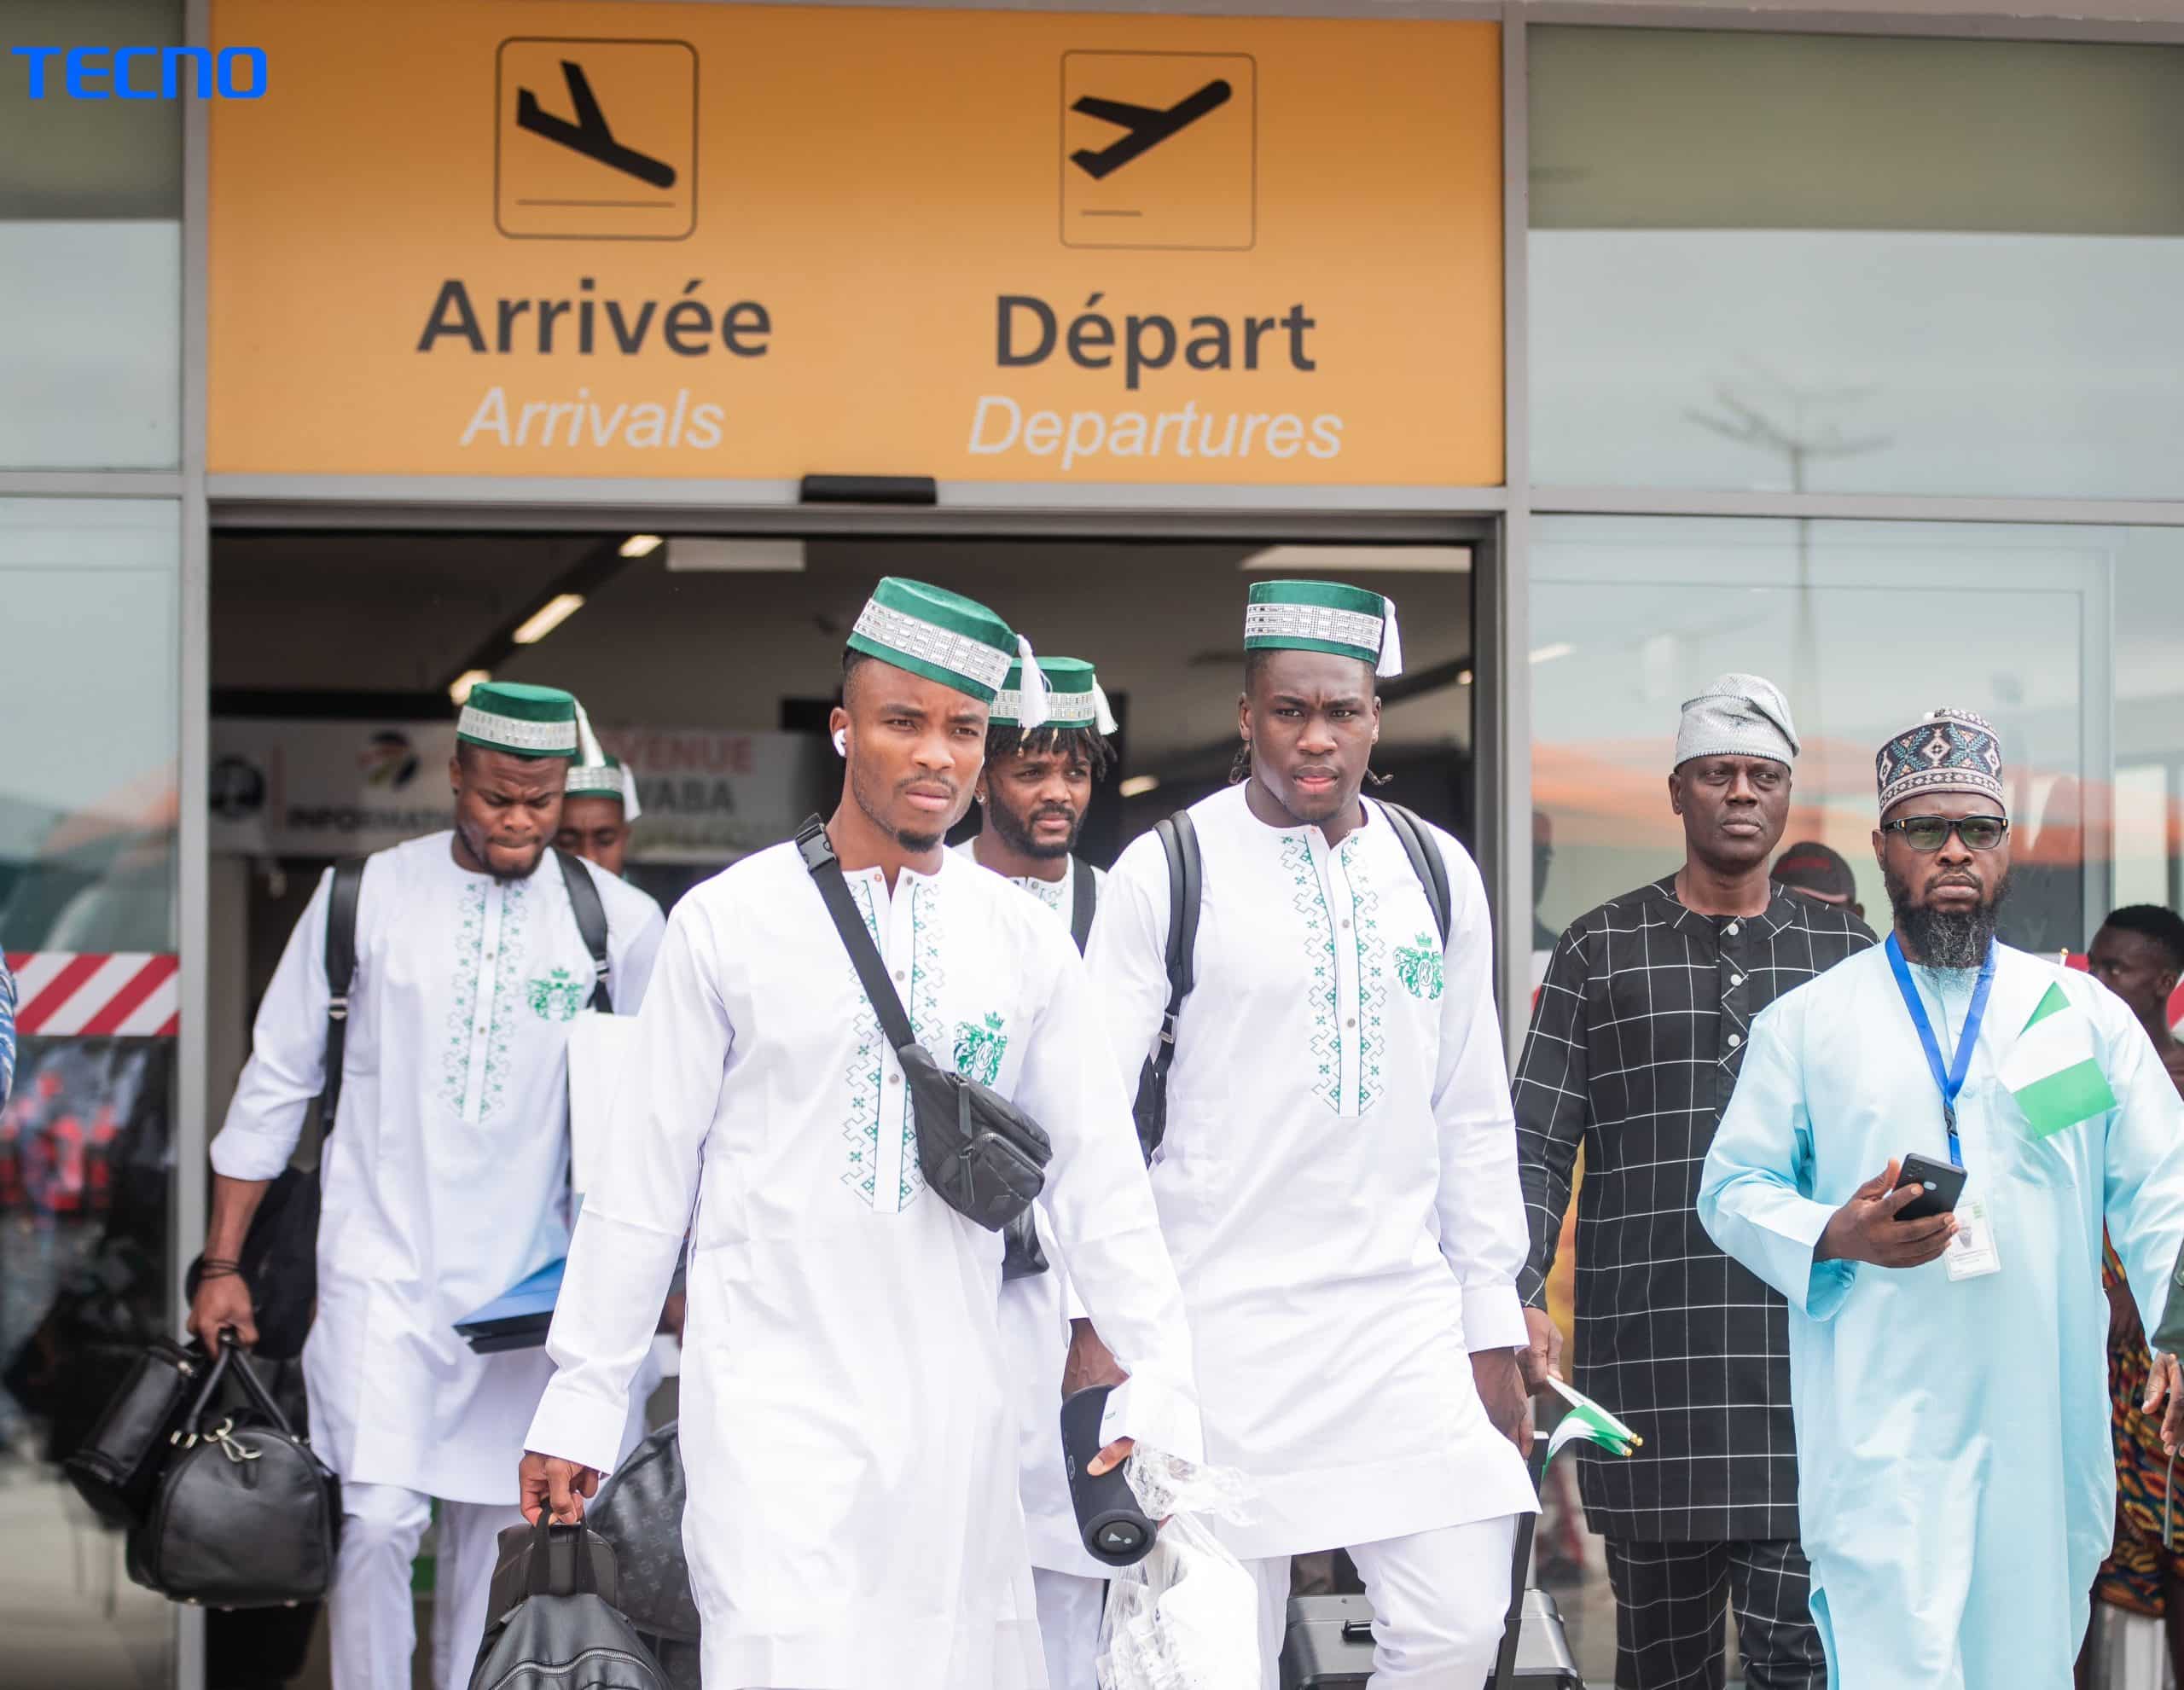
61,1337,209,1526
795,817,1051,1233
470,1523,665,1690
125,1339,341,1610
588,1421,700,1644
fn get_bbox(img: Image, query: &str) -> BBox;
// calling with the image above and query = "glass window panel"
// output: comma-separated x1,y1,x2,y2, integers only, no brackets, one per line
0,497,178,1690
1530,516,2184,964
0,0,182,468
1529,30,2184,499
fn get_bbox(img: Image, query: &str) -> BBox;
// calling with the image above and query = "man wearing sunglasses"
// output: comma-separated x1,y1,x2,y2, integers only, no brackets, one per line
1699,708,2184,1689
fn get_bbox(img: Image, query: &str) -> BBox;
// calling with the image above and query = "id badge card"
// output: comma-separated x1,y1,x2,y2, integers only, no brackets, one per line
1945,1195,2002,1281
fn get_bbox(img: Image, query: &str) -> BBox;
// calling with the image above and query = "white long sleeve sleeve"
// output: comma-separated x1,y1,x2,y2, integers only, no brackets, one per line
1427,836,1530,1353
1083,832,1179,1100
1018,932,1202,1461
209,867,335,1182
526,898,724,1472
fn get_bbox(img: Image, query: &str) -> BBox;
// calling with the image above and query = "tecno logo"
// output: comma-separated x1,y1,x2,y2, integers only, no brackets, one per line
8,45,268,100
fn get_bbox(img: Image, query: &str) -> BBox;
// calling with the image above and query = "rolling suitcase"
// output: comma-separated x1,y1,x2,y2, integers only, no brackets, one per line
1279,1593,1374,1687
1505,1588,1583,1687
1276,1590,1583,1688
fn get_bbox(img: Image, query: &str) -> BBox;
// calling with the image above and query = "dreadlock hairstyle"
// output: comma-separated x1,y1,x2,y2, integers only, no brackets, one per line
1232,650,1392,787
987,722,1116,780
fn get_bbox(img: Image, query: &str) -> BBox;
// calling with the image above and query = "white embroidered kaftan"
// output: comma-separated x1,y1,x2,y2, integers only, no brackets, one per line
210,833,665,1504
1086,786,1536,1559
526,841,1200,1690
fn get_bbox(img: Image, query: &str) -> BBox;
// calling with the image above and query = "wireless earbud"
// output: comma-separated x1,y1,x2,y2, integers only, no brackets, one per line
832,729,847,757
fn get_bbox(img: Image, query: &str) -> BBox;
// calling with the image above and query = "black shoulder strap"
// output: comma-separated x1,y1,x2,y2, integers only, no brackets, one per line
1379,800,1452,950
795,816,920,1054
1149,809,1200,1060
1132,810,1200,1161
1164,811,1201,1010
555,850,613,1013
318,856,367,1131
1067,856,1098,955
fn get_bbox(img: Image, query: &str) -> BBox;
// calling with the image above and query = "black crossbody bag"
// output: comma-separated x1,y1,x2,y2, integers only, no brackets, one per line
796,817,1051,1233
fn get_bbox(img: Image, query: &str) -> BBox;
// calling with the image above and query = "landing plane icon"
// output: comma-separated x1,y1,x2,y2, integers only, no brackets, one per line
1068,78,1233,180
516,61,677,189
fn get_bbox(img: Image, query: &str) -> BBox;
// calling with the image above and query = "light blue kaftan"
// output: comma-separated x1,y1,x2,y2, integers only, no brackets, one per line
1699,942,2184,1688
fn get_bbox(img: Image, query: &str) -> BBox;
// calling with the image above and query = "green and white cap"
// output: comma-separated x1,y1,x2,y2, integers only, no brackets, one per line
565,750,642,822
847,577,1047,725
1243,580,1404,679
992,656,1116,734
456,681,581,759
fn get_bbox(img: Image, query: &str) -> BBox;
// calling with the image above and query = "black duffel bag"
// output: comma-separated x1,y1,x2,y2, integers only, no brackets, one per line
588,1421,700,1644
795,818,1051,1233
125,1337,341,1610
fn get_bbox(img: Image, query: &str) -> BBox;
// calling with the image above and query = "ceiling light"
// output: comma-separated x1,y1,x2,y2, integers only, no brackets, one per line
1457,668,1474,687
665,537,807,572
1240,544,1472,574
511,593,586,646
449,669,491,706
1118,775,1160,799
1529,642,1576,665
619,534,663,558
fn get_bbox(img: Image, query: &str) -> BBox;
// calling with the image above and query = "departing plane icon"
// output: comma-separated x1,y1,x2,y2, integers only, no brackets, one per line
1069,78,1233,180
515,61,677,189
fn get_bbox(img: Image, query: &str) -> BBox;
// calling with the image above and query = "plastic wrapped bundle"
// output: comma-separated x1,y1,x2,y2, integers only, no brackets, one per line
1097,1451,1259,1690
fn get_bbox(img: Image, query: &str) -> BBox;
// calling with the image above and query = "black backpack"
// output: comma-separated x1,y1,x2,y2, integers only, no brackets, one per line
470,1524,665,1690
192,849,613,1360
1130,800,1452,1159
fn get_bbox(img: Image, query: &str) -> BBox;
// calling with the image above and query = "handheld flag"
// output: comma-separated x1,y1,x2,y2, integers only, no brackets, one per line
1545,1378,1642,1463
2001,982,2117,1140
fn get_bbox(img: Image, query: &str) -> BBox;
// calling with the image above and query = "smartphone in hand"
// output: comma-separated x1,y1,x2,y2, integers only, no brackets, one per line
1894,1153,1966,1223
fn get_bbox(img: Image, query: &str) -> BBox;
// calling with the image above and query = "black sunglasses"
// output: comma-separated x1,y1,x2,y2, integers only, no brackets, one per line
1880,815,2010,852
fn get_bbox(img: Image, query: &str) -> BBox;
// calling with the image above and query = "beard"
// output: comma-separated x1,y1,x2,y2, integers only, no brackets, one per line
987,794,1079,861
1885,862,2010,970
849,759,952,854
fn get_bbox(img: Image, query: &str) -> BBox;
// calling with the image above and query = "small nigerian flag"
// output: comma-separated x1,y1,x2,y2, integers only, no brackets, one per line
2001,982,2118,1140
1546,1378,1642,1462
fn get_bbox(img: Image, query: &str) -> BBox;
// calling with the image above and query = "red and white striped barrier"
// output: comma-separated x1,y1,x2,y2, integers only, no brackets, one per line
4,952,180,1037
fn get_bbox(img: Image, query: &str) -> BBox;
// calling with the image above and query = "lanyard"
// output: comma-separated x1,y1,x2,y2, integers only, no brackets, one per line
1884,932,1996,1169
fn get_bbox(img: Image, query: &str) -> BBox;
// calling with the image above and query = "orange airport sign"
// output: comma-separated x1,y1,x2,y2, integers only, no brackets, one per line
209,2,1503,487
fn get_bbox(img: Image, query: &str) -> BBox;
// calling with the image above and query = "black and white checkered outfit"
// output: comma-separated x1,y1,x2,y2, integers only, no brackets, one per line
1515,879,1870,1689
1606,1536,1826,1690
1516,877,1873,1542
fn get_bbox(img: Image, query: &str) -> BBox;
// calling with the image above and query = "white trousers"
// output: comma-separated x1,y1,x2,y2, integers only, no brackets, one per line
329,1482,524,1690
1247,1515,1519,1690
1034,1567,1107,1690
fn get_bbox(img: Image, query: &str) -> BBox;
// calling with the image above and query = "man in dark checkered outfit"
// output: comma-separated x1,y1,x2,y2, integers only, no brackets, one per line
1514,674,1873,1690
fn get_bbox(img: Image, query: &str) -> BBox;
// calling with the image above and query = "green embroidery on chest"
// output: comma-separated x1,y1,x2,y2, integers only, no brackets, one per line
439,879,530,1122
526,967,588,1022
840,880,934,1212
952,1012,1009,1087
1395,932,1444,1001
1280,835,1342,1112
